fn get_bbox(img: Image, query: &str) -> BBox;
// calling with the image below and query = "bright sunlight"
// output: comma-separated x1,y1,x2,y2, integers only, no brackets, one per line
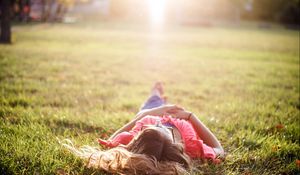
147,0,167,25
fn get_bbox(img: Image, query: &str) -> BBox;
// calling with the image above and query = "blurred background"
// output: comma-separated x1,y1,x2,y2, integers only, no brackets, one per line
0,0,299,42
4,0,300,24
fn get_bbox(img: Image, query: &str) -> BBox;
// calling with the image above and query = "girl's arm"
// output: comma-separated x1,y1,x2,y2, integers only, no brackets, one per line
108,105,183,140
189,113,224,157
167,109,225,157
108,111,146,140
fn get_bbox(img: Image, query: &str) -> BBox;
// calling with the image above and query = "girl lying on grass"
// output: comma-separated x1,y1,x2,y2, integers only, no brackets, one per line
63,82,224,175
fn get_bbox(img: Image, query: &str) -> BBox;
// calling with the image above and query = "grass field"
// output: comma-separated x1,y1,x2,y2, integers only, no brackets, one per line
0,22,299,174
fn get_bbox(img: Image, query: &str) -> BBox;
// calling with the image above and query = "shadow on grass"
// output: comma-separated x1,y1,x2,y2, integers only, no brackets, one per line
0,162,14,175
0,148,43,175
0,107,113,137
226,154,298,175
43,118,113,137
81,167,111,175
55,167,111,175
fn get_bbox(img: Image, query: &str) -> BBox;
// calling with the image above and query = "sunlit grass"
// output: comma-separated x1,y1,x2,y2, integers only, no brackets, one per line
0,22,299,174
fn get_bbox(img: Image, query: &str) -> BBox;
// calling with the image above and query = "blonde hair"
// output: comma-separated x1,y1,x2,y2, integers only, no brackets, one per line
61,129,191,175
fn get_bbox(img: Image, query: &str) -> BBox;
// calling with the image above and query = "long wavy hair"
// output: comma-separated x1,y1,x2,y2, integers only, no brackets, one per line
62,128,191,175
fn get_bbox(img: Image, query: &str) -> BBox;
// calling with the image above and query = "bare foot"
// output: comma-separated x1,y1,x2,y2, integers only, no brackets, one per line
151,82,163,96
151,82,167,103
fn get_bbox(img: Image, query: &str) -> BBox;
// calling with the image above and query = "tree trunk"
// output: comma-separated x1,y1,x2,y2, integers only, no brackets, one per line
0,0,12,44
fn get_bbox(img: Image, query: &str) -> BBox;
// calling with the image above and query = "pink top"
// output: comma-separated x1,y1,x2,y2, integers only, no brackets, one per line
98,115,216,160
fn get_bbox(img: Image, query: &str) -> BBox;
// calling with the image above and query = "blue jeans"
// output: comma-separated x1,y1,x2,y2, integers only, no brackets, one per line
140,95,165,110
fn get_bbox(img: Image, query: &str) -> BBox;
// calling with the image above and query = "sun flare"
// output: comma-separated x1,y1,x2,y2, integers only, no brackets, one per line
147,0,166,25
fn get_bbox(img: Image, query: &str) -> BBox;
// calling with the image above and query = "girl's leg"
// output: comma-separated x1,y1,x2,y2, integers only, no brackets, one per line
140,82,167,110
140,95,165,110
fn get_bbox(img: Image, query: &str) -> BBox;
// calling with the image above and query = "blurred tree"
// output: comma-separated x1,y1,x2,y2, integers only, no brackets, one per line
251,0,299,25
277,0,300,25
40,0,75,22
109,0,129,18
229,0,248,22
56,0,74,21
16,0,30,22
218,0,299,25
0,0,13,44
